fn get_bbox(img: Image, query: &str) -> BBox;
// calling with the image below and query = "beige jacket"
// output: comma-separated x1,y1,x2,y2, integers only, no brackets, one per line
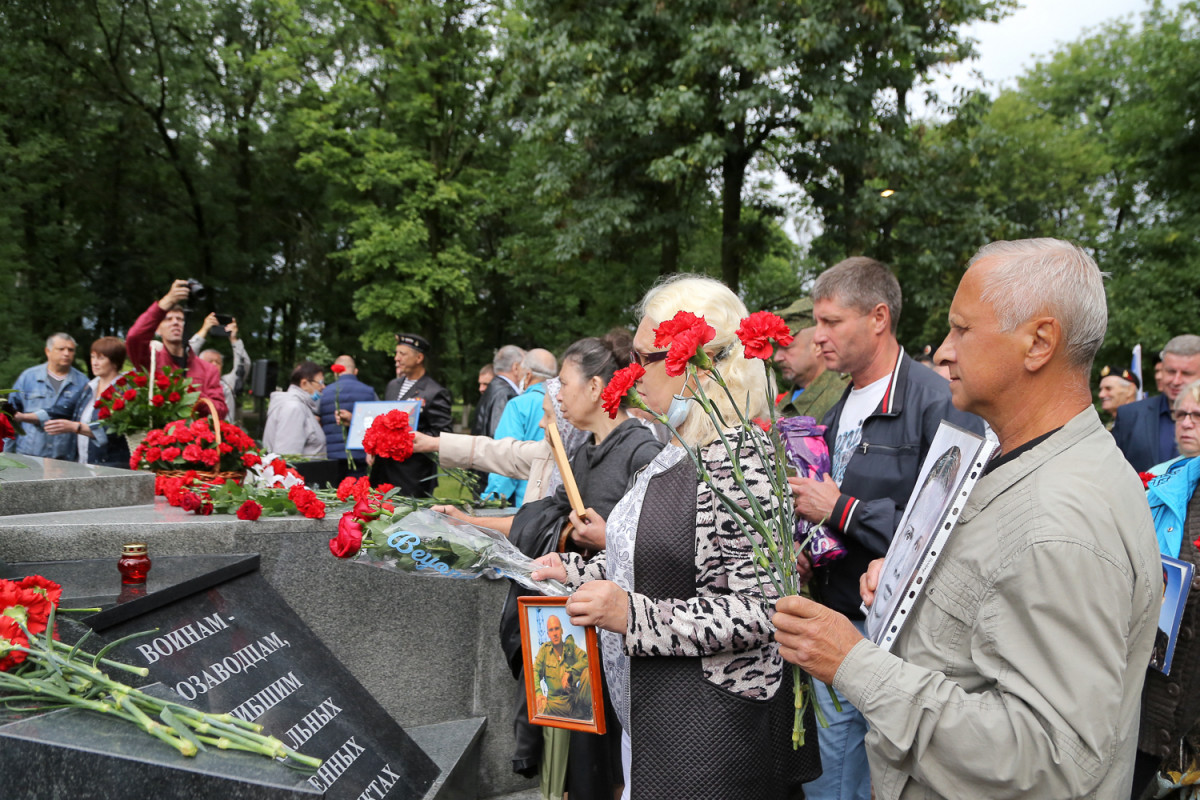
437,432,555,505
835,407,1161,800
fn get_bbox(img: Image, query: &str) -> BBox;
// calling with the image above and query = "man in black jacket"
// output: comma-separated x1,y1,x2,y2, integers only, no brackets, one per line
788,256,983,800
373,333,453,497
471,344,526,437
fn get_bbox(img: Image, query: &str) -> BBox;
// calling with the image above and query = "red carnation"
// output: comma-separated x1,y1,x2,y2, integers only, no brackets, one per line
172,425,195,443
654,311,716,377
145,446,162,462
375,482,394,494
736,311,794,360
199,500,214,516
179,492,202,512
199,448,219,467
329,513,364,558
183,443,204,463
0,415,14,441
337,477,358,502
161,447,181,461
751,417,772,433
362,410,414,461
601,363,645,419
18,575,63,607
242,453,261,468
330,364,346,375
236,500,263,521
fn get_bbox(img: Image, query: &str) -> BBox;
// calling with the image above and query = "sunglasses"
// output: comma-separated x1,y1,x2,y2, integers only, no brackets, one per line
629,350,669,367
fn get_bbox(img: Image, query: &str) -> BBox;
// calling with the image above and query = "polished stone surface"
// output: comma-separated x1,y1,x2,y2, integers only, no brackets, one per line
0,502,538,798
97,568,441,799
0,453,154,516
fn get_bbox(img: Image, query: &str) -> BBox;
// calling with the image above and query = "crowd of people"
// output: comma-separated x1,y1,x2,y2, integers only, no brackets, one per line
4,239,1198,800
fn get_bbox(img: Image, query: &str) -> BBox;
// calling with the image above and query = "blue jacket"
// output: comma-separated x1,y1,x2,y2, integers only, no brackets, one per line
9,363,90,460
1146,456,1200,557
483,382,547,505
319,374,378,460
818,350,986,617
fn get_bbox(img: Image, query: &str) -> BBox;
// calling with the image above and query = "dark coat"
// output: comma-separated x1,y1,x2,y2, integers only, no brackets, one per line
818,350,985,617
1112,394,1176,473
318,374,378,461
472,376,519,437
501,418,664,673
371,373,453,497
1139,486,1200,761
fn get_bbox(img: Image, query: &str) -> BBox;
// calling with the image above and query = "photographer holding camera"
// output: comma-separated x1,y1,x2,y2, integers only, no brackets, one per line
189,312,251,423
125,279,228,420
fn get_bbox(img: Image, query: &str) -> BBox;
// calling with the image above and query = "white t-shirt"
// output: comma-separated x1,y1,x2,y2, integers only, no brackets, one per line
831,374,889,484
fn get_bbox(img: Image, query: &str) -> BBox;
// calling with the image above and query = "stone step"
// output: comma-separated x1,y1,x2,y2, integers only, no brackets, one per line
0,454,155,516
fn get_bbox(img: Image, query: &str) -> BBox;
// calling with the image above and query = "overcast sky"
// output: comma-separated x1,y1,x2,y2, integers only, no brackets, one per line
930,0,1180,97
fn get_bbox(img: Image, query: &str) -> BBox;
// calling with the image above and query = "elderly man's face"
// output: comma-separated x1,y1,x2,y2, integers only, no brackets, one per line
1160,352,1200,404
1098,375,1137,415
935,260,1025,420
773,327,821,387
45,337,76,370
395,344,423,378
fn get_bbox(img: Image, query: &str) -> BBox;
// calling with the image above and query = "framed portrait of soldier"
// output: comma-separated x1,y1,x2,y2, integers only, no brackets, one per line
518,596,606,734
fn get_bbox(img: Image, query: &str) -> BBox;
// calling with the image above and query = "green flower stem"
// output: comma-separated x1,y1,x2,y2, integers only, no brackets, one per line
1,628,321,770
51,640,150,677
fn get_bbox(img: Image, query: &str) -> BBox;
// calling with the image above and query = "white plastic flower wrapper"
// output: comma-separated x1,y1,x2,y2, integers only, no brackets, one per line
351,508,570,596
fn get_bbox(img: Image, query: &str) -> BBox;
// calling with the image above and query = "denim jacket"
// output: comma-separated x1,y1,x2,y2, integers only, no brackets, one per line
10,363,90,460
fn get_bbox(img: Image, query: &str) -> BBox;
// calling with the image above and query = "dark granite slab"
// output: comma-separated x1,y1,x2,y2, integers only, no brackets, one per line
1,556,442,799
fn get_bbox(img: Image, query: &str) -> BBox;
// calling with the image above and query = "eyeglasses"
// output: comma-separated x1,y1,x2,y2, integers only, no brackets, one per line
1173,410,1200,425
630,350,669,367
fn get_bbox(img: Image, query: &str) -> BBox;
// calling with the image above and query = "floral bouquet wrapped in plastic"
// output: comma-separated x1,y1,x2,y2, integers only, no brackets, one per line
330,505,569,597
774,416,846,566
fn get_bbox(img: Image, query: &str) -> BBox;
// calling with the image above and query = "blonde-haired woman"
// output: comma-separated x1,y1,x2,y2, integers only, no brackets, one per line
534,274,819,800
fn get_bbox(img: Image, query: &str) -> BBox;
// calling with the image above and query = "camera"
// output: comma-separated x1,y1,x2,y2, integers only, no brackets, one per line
185,278,206,302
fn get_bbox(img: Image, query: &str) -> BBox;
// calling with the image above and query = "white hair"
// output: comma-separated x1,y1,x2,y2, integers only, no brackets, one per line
46,332,76,349
493,345,526,374
972,238,1107,370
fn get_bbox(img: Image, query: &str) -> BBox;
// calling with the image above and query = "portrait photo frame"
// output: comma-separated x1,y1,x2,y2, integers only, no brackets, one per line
865,421,998,652
517,596,606,734
345,400,422,451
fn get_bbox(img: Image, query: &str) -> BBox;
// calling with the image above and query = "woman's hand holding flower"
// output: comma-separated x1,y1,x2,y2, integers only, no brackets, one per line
531,553,567,583
411,431,439,453
567,580,629,634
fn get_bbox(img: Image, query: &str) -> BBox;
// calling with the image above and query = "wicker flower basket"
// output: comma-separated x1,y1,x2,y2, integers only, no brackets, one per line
142,397,248,485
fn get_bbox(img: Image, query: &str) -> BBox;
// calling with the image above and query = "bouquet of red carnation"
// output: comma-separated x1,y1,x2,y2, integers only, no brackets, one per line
130,418,261,475
0,575,320,767
362,409,414,461
93,365,200,437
